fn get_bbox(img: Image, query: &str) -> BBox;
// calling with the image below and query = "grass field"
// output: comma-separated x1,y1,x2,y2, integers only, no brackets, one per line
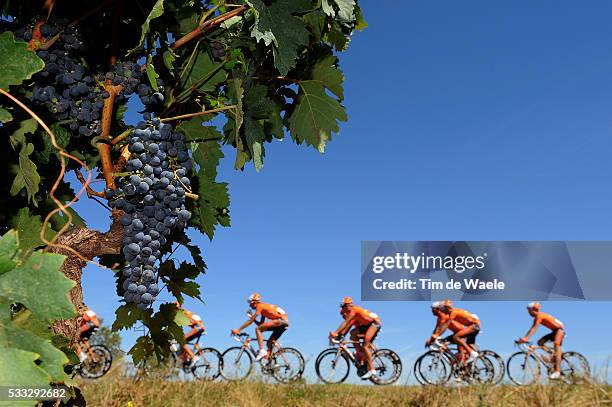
79,368,612,407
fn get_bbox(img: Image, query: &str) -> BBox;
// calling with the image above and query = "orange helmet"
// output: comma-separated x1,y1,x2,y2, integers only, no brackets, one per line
340,296,353,307
174,301,182,309
443,299,453,309
527,301,541,311
248,293,261,303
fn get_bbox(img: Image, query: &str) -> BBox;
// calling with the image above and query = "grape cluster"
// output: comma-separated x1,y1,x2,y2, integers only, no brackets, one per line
211,42,226,59
109,61,166,106
15,22,108,137
107,116,193,309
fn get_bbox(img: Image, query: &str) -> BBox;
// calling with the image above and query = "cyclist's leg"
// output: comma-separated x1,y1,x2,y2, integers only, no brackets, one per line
552,329,564,373
267,321,288,353
257,319,286,352
350,326,365,363
182,327,203,359
537,331,555,361
362,323,380,372
452,324,478,355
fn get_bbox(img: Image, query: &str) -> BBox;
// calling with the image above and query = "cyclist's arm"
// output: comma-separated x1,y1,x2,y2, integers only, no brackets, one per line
236,314,259,332
332,315,355,337
520,320,540,341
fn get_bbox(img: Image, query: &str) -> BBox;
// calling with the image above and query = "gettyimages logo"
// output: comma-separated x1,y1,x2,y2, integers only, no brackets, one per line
371,252,488,274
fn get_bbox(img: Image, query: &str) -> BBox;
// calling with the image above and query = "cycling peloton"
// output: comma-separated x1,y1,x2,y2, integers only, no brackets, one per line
76,308,100,362
231,293,289,361
518,301,565,379
330,297,382,380
435,300,481,364
175,301,206,368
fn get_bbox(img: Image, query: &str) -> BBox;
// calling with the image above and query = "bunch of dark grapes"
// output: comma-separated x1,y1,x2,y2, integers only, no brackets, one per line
106,116,193,309
16,21,109,137
108,61,166,106
211,42,226,59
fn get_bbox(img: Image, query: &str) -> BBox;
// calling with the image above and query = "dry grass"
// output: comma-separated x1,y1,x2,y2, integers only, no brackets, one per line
78,367,612,407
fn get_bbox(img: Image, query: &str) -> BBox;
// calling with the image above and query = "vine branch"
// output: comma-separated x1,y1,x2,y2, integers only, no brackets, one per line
160,105,236,122
74,170,105,198
171,5,248,51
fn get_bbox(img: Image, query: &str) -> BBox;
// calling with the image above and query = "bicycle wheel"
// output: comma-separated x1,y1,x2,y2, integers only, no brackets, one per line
415,351,451,385
562,351,590,381
507,351,541,385
315,348,351,384
221,347,253,381
192,347,222,381
136,354,178,381
270,347,305,383
79,344,113,379
370,348,402,385
464,355,494,384
481,350,505,384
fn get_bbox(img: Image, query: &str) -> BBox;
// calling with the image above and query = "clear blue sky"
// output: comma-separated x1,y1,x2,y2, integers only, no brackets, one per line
78,1,612,383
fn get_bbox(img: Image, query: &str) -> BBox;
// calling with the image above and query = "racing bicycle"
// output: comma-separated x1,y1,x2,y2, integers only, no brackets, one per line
315,336,402,385
133,335,222,381
222,333,305,383
73,337,113,379
506,340,590,385
414,338,495,385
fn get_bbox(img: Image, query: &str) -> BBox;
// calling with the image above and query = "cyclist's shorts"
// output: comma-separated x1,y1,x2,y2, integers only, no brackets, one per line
269,320,288,341
356,322,381,342
185,326,205,342
539,329,564,346
80,322,97,340
465,330,479,345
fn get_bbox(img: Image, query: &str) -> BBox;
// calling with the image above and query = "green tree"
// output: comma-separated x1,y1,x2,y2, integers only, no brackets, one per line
90,319,123,360
0,0,364,402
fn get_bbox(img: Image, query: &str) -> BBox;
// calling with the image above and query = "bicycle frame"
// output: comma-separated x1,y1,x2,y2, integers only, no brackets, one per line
328,337,378,367
515,341,554,370
231,333,288,371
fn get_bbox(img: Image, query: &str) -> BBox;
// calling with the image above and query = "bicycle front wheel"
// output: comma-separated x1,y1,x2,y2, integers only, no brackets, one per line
480,350,505,384
79,344,113,379
192,347,223,381
221,347,253,381
370,348,402,385
415,351,451,385
270,347,305,383
507,351,540,385
315,348,350,384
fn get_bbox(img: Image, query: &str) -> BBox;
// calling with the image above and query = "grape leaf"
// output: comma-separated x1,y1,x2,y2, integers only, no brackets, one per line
0,303,70,382
288,55,347,152
0,251,75,324
9,119,41,205
130,0,164,54
112,304,140,331
0,348,50,387
13,207,55,260
0,32,44,90
248,0,311,75
0,231,18,276
178,48,226,99
35,123,70,165
193,177,230,240
0,107,12,123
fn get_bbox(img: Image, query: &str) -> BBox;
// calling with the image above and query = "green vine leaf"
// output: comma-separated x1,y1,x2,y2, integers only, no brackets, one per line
0,107,13,123
248,0,311,75
288,54,347,152
129,0,164,54
9,119,41,205
0,32,44,90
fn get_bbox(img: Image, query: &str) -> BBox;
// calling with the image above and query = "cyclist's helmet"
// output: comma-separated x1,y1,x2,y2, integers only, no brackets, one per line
527,301,541,311
443,299,453,309
248,293,261,303
431,301,444,310
340,296,353,307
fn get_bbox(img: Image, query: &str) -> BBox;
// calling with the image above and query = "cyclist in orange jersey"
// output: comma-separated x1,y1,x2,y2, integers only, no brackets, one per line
518,301,565,379
76,308,100,362
231,293,289,361
330,297,381,380
425,301,465,344
438,300,481,363
175,301,206,367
